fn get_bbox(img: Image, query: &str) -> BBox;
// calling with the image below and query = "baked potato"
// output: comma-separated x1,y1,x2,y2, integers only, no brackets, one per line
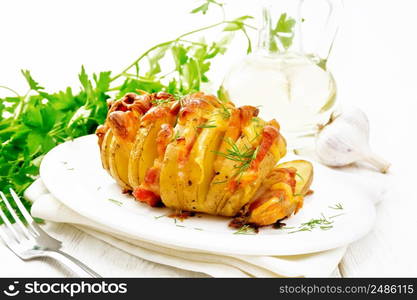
244,160,313,226
96,91,314,227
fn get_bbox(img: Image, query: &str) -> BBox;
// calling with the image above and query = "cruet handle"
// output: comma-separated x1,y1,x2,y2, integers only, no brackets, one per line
297,0,343,67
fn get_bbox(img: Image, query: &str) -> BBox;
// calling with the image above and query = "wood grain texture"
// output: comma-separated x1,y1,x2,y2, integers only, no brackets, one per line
339,165,417,277
0,223,205,277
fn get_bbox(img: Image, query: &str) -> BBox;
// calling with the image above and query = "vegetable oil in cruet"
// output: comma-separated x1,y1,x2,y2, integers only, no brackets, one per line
220,2,340,149
221,52,336,148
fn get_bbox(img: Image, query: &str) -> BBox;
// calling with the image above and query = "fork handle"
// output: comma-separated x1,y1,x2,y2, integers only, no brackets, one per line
44,250,101,278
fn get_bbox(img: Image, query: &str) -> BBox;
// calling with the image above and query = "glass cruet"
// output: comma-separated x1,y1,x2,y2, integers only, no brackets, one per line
221,0,343,149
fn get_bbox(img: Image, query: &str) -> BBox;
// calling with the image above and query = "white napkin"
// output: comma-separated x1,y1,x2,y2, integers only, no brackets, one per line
25,179,348,278
287,151,394,206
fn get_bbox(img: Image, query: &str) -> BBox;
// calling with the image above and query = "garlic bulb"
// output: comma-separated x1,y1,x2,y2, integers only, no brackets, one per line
315,107,390,173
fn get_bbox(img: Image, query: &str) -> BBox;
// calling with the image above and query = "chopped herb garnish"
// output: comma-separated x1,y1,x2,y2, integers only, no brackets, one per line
176,224,185,228
198,124,217,129
213,138,257,178
248,125,262,143
172,130,181,141
61,161,74,170
329,203,343,210
287,212,344,234
194,227,204,231
154,214,166,219
320,225,333,230
233,225,256,235
329,213,345,219
218,104,231,120
197,120,217,129
151,99,171,105
295,173,304,181
107,198,123,206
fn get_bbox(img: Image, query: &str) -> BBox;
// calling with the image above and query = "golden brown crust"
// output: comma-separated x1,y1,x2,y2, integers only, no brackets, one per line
96,92,313,227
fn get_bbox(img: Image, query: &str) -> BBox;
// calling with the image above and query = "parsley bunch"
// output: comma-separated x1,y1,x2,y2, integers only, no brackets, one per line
0,0,295,222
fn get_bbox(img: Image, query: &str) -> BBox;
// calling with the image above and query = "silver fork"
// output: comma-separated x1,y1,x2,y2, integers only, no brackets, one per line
0,188,101,277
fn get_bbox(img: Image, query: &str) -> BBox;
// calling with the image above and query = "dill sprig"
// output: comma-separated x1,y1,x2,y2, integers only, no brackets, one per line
151,99,171,105
198,124,217,129
107,198,123,206
295,172,304,181
287,213,343,234
213,138,258,178
197,120,217,129
249,128,261,143
171,130,181,142
329,203,343,210
154,214,166,219
220,105,231,120
215,101,232,120
212,106,231,121
329,213,345,219
233,225,256,235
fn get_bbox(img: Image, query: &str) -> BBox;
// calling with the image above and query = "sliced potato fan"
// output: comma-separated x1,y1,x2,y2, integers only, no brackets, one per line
277,160,314,196
160,93,220,210
96,91,314,227
128,104,177,189
205,107,260,215
97,127,113,174
245,160,314,226
178,107,229,213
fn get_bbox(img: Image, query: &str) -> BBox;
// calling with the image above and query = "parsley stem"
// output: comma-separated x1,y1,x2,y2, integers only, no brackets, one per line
176,21,225,40
111,21,227,82
224,20,257,31
0,126,20,135
111,40,175,82
12,89,31,124
241,27,252,53
0,85,21,98
178,39,207,47
122,73,164,82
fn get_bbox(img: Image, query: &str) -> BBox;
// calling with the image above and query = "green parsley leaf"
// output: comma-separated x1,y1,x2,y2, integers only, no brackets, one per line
273,13,296,49
191,2,210,14
21,70,44,91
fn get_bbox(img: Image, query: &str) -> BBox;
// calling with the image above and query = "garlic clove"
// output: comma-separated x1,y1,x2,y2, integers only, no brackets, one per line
315,107,390,173
339,107,370,139
316,134,361,166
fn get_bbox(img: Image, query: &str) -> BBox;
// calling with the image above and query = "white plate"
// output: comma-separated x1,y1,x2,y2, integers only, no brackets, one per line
40,135,376,256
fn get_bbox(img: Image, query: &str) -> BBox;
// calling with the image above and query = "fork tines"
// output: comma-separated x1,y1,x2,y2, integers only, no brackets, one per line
0,189,38,244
